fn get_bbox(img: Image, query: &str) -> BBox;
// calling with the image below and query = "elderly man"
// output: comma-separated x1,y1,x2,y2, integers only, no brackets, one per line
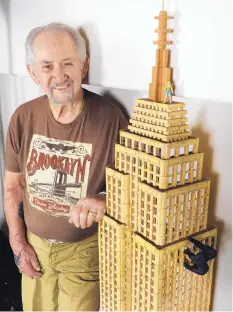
4,23,128,311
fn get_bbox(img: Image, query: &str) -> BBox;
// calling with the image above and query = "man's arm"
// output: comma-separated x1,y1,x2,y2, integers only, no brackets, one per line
4,171,26,250
4,171,42,278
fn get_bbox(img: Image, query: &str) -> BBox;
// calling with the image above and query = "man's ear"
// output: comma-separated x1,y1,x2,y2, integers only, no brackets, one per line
82,56,89,79
27,64,40,85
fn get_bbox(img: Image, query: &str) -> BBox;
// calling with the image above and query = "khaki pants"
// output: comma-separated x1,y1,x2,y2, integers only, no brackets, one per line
22,231,100,311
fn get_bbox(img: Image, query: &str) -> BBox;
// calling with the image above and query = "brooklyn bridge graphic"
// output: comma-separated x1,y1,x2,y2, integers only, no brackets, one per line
26,135,92,217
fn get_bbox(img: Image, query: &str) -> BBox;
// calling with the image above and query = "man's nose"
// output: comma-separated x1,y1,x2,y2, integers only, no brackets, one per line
52,65,66,83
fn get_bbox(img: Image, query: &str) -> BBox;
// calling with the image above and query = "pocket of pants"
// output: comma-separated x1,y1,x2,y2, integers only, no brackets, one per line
78,236,99,272
56,233,99,274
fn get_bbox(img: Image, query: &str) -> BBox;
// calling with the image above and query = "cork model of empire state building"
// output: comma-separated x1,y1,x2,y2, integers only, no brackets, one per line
99,9,217,312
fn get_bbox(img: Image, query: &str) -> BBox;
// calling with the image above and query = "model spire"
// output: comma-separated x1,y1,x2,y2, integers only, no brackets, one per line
149,5,174,102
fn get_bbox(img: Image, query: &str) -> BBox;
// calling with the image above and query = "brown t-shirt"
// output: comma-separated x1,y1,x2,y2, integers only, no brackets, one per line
5,88,128,242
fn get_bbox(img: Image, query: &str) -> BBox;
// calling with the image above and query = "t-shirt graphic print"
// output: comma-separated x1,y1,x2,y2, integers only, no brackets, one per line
25,134,92,217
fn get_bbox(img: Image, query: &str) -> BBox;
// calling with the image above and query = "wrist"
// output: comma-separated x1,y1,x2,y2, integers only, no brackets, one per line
98,192,106,200
9,232,27,254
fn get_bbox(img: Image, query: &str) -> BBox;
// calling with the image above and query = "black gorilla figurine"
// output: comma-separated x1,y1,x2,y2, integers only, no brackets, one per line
184,237,217,275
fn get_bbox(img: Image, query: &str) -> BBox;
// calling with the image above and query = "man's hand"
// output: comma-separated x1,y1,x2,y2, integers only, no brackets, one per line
69,194,106,229
13,243,42,279
4,171,41,278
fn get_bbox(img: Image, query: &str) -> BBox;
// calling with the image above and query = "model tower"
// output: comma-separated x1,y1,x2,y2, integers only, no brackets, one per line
149,10,173,102
99,7,217,312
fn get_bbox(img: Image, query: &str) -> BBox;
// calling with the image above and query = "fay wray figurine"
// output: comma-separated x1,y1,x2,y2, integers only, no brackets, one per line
164,81,174,103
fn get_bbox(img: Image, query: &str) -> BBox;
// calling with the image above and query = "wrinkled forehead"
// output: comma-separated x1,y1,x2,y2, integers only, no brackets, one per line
33,31,79,63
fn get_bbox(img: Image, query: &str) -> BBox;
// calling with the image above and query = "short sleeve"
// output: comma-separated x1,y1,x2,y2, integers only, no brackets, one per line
107,106,129,168
115,107,129,143
119,109,129,130
5,117,21,173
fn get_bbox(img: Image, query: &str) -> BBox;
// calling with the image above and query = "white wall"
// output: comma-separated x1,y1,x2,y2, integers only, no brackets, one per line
0,0,10,73
0,0,232,310
3,0,232,102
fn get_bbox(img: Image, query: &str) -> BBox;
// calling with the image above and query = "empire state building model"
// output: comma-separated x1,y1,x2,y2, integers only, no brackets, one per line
99,9,217,312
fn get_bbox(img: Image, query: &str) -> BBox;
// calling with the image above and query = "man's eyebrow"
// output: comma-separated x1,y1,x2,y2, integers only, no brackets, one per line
40,58,73,64
40,60,51,64
62,58,73,62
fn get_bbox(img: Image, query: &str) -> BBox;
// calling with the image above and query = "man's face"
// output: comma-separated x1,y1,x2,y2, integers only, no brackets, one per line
28,31,87,105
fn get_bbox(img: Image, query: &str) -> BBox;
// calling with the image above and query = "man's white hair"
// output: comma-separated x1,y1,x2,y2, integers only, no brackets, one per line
25,22,87,65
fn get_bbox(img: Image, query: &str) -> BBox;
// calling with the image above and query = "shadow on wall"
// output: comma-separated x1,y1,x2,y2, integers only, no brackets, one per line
0,230,22,310
190,107,230,311
191,109,219,227
101,91,131,120
0,86,7,234
82,85,147,121
79,22,103,86
100,88,147,118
